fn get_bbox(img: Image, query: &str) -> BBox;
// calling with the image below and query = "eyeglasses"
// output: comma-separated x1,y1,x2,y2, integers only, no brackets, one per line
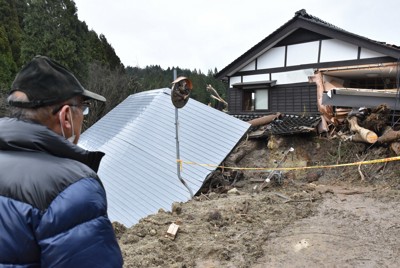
52,101,90,115
73,102,90,115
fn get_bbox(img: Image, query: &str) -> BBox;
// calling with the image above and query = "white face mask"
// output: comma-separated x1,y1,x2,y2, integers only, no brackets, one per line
60,109,76,143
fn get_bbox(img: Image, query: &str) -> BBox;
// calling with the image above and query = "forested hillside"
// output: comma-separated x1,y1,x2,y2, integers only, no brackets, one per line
0,0,227,128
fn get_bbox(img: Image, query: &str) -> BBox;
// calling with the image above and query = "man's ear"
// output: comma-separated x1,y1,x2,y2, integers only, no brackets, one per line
59,105,73,129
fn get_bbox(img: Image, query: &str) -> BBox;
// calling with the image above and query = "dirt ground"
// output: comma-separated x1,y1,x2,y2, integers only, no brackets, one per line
115,135,400,268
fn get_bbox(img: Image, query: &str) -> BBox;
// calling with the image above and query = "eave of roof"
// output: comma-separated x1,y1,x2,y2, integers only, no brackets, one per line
232,80,277,89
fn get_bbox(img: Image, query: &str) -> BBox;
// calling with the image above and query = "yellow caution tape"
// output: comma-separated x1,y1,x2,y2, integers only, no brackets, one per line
177,155,400,172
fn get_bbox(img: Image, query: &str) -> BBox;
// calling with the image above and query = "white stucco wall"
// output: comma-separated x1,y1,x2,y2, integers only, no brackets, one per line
229,76,241,87
320,39,358,62
287,41,319,66
241,60,256,71
272,69,314,85
257,46,286,69
243,74,269,82
360,48,385,59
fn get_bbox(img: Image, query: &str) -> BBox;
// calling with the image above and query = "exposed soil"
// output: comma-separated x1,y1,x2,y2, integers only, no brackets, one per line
115,135,400,267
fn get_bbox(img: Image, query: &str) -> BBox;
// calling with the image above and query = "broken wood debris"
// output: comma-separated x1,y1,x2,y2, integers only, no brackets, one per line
166,223,180,240
283,197,321,203
199,169,245,194
206,84,228,112
377,126,400,144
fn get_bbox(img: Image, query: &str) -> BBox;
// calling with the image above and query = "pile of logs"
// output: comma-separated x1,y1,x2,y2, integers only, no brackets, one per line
347,104,400,154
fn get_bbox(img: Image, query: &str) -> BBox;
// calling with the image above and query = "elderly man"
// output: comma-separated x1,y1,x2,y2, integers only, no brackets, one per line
0,56,123,267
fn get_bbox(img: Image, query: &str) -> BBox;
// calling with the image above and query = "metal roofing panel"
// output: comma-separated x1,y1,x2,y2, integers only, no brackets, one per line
79,88,250,227
322,88,400,109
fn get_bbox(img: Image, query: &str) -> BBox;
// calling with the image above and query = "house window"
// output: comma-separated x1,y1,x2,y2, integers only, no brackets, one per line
243,89,269,111
255,89,269,110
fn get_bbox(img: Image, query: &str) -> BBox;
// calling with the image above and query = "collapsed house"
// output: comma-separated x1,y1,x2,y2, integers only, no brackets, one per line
79,89,250,227
215,9,400,138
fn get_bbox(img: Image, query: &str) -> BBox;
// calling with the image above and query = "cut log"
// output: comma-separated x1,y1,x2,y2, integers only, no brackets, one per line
377,126,400,144
347,116,378,143
248,113,281,127
351,133,368,143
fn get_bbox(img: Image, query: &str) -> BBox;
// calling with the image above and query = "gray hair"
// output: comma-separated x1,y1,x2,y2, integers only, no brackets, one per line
7,92,79,123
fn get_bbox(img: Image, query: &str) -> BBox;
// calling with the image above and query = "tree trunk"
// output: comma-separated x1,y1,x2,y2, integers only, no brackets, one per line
248,113,281,127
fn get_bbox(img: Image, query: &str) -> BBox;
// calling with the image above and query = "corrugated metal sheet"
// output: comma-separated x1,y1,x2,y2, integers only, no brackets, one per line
79,88,250,227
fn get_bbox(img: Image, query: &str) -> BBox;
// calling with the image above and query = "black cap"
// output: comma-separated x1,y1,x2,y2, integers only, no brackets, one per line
9,55,106,108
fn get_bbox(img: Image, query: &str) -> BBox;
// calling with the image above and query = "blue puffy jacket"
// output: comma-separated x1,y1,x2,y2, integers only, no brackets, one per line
0,118,123,267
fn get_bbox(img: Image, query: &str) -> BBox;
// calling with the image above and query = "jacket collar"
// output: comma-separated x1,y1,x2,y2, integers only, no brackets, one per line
0,117,104,172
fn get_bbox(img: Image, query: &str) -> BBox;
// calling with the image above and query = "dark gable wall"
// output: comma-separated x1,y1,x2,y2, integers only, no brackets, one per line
228,83,318,115
276,28,331,46
269,83,318,114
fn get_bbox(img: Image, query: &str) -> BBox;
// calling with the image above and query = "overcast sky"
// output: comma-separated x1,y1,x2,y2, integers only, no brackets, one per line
73,0,400,72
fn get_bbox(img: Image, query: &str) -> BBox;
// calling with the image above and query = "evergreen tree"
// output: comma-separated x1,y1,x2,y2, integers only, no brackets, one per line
0,0,21,88
1,0,23,68
0,25,17,92
85,29,106,65
99,34,123,70
21,0,84,77
125,65,227,106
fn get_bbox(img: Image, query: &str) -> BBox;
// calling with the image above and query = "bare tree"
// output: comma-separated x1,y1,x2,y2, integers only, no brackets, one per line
83,61,140,130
